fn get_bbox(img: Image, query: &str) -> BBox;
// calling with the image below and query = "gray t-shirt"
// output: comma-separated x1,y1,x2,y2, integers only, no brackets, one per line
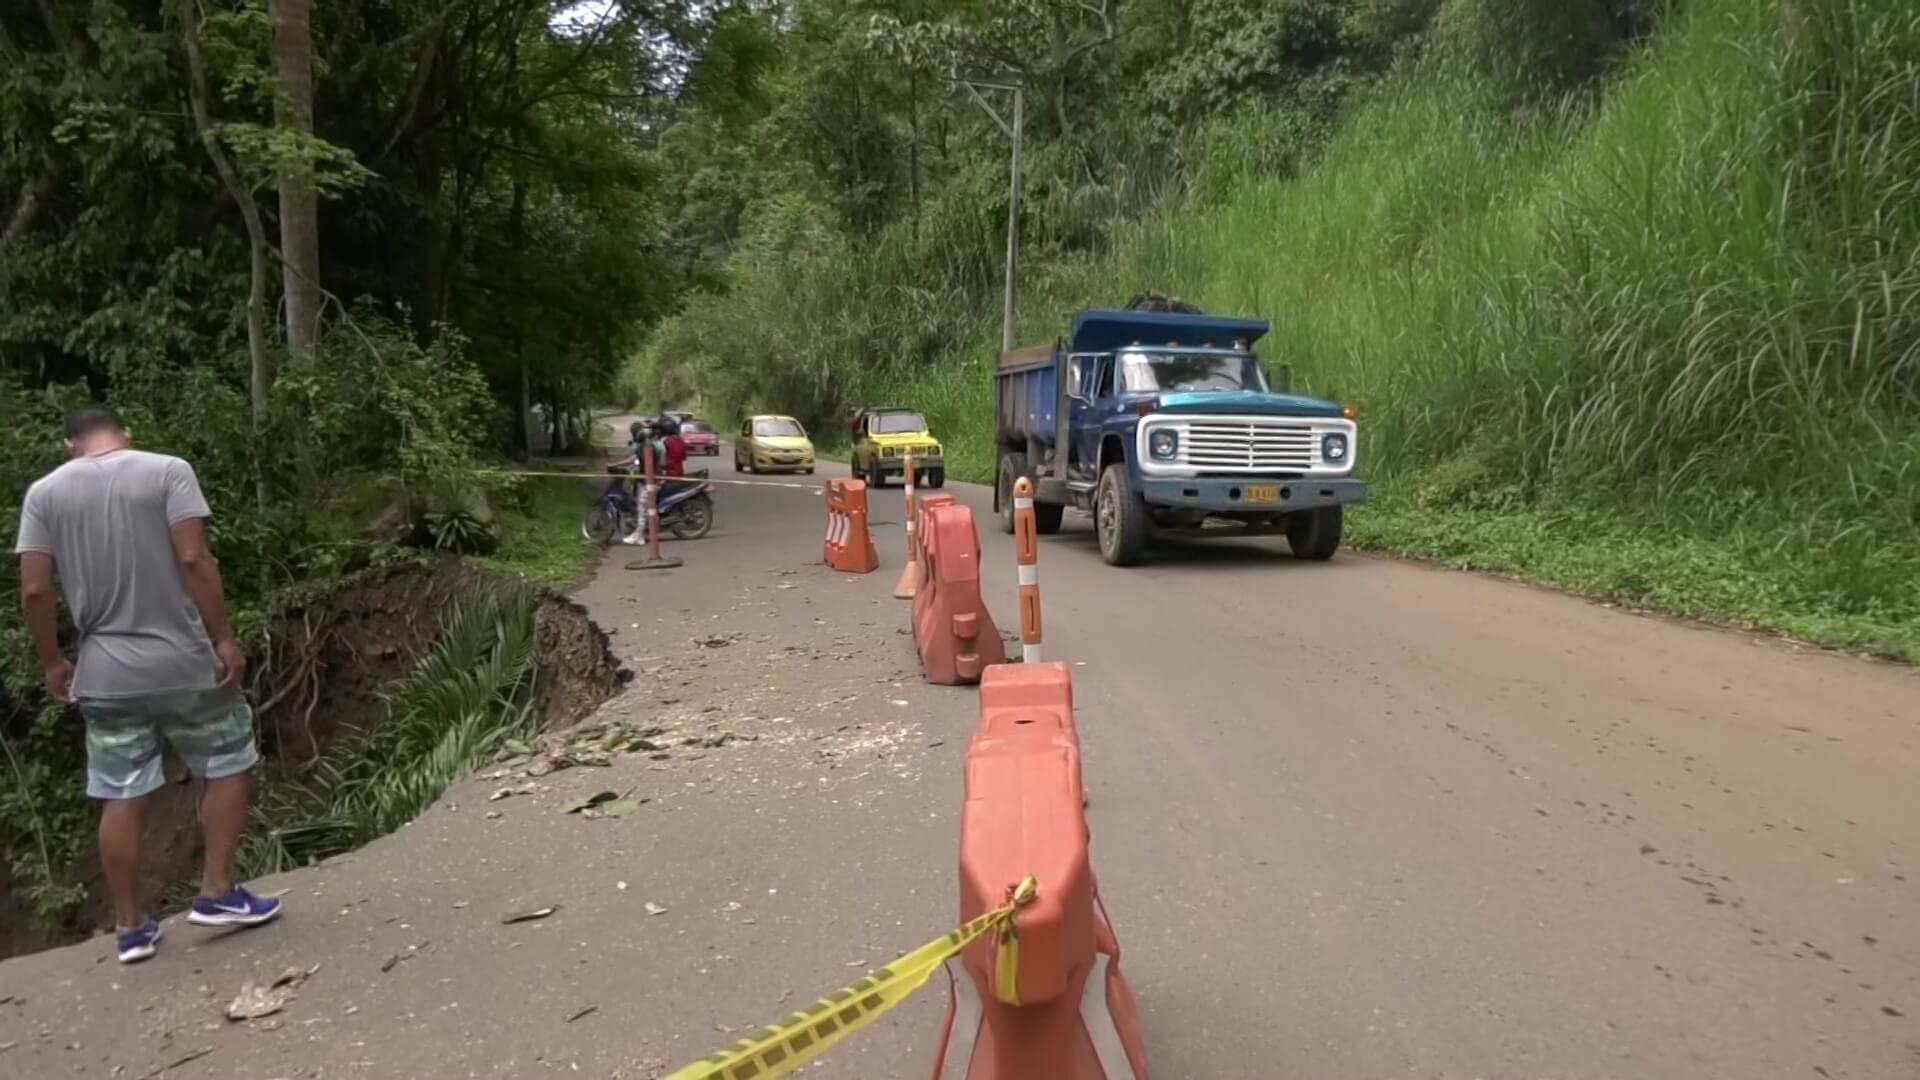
13,449,220,699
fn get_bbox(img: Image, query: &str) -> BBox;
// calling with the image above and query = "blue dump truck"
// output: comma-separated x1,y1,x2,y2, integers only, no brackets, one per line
992,308,1364,566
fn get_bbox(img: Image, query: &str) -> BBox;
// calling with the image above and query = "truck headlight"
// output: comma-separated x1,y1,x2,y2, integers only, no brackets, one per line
1149,428,1179,460
1322,432,1349,465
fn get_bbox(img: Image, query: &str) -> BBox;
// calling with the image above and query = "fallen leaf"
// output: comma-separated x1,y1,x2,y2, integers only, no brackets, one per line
502,905,560,925
226,966,315,1022
567,1005,599,1023
584,798,642,820
644,902,669,916
562,791,619,815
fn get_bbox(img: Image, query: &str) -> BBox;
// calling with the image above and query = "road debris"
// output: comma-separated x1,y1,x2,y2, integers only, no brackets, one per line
141,1046,213,1077
501,905,560,925
379,943,428,973
528,722,669,776
567,1005,599,1023
489,783,542,801
225,965,318,1022
644,902,669,916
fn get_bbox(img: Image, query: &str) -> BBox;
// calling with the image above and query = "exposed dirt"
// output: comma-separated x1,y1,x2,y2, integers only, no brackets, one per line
0,559,620,961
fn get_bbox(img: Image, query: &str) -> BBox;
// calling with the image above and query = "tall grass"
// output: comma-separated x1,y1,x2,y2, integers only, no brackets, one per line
1120,0,1920,648
240,584,541,876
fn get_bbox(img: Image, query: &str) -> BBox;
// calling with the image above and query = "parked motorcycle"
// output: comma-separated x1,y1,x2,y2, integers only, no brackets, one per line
581,465,715,544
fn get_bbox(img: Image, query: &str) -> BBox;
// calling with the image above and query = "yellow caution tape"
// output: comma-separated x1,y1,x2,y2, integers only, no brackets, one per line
474,468,822,492
662,876,1039,1080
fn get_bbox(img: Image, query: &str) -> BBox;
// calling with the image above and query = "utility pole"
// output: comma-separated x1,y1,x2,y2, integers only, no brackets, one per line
953,73,1023,353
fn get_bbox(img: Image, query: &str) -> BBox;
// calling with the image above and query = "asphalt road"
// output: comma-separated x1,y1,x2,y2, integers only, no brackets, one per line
3,442,1917,1079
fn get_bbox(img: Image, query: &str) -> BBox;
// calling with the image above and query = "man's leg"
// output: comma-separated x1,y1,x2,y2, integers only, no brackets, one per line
198,772,250,897
98,793,153,928
170,688,279,926
80,700,167,938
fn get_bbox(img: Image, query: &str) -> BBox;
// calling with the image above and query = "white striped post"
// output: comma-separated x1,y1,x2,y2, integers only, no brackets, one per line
893,449,923,599
903,448,917,554
1013,476,1041,663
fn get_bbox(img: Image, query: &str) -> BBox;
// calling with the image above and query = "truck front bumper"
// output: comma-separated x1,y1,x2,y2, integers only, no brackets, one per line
873,457,944,476
1139,477,1366,514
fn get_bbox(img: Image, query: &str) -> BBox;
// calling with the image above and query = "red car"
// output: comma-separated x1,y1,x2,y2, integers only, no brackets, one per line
680,419,720,456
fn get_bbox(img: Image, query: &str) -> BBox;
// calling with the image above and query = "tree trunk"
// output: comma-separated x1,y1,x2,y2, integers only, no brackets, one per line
179,0,272,510
1,150,58,252
509,180,531,461
269,0,322,356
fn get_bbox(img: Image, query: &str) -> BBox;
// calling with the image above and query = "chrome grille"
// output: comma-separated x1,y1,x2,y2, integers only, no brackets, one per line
1182,421,1316,470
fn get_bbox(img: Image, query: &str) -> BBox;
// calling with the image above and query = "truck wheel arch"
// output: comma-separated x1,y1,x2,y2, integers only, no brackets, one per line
1098,434,1128,475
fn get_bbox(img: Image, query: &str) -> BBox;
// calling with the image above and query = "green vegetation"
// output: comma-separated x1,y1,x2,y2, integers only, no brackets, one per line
2,0,676,931
640,0,1920,660
239,585,540,878
478,479,604,590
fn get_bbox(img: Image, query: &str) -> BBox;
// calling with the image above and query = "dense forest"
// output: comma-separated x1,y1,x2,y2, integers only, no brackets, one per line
4,0,1917,935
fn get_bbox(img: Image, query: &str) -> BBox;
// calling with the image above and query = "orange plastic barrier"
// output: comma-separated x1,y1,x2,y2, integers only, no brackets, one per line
917,491,956,550
911,502,1005,685
823,477,879,574
932,663,1147,1080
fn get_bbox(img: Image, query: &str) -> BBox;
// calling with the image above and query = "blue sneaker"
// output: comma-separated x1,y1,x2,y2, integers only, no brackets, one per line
188,885,282,928
116,917,162,964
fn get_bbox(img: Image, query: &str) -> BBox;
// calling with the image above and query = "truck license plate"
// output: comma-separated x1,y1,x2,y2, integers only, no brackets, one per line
1244,485,1278,504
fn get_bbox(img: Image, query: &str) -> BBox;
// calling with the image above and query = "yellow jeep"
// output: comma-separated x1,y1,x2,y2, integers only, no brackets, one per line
851,408,944,488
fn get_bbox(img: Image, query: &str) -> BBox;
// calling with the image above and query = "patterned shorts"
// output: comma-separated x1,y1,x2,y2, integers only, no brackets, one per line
78,687,260,800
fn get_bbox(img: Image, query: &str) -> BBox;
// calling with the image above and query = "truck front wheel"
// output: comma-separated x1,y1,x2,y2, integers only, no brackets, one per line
1096,464,1150,566
1287,506,1344,561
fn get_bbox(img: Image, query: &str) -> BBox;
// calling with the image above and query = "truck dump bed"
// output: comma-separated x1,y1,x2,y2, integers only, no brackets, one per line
994,343,1061,459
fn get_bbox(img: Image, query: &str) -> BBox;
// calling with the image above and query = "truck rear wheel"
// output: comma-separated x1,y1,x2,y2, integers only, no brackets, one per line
1096,464,1150,566
1287,506,1344,561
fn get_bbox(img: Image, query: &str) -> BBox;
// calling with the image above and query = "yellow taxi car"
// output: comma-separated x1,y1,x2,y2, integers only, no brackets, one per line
850,407,944,488
735,414,816,474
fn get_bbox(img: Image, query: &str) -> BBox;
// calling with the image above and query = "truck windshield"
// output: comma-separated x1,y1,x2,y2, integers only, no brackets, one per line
1117,351,1265,394
872,412,929,434
755,419,804,437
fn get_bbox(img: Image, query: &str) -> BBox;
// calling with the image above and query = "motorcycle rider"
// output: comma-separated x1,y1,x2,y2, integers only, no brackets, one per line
621,419,666,546
657,415,689,478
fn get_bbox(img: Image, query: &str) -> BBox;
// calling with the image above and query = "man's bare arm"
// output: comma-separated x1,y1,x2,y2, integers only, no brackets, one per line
19,552,64,670
169,518,233,641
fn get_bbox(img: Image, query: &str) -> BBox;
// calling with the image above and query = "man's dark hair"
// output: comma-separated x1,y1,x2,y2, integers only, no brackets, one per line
64,407,127,440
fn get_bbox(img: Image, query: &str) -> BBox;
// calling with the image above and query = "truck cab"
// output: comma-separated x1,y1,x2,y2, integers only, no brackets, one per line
993,308,1364,566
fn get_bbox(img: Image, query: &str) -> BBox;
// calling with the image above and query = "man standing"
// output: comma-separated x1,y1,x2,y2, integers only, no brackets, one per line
15,408,282,964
